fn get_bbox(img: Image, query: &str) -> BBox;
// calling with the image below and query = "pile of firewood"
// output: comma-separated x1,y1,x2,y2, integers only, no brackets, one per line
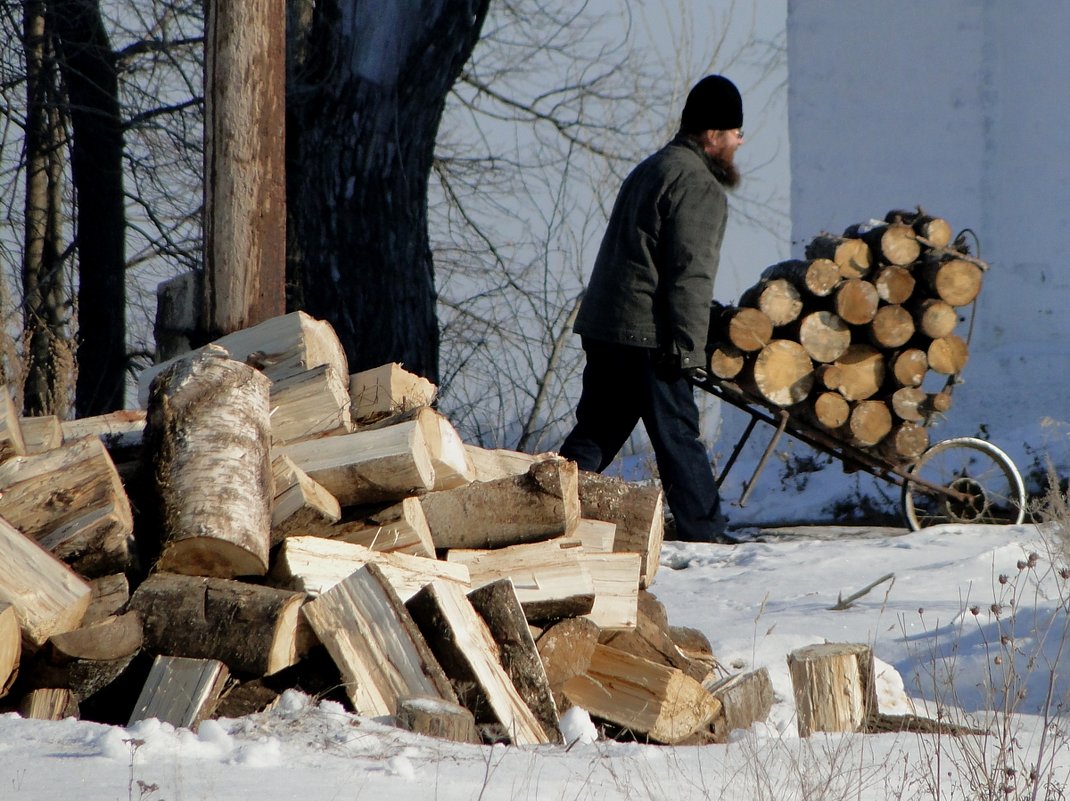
0,311,774,746
707,208,985,462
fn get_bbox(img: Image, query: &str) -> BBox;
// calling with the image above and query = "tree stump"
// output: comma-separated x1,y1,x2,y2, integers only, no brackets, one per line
787,642,877,737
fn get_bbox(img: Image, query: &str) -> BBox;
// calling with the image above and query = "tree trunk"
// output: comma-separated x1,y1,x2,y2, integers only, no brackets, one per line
49,0,127,416
203,0,286,338
286,0,491,383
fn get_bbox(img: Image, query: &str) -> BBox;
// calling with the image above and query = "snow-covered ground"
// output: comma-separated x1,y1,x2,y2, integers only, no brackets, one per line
6,516,1070,801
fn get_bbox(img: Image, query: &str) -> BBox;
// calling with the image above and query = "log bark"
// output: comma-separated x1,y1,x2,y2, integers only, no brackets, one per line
576,471,664,588
467,579,563,743
0,517,91,648
0,435,134,577
421,457,580,550
130,572,303,676
407,579,551,745
562,643,721,745
278,418,436,507
834,278,880,325
301,563,457,717
749,339,814,407
395,696,479,744
145,348,273,578
787,642,877,737
706,668,774,742
867,304,915,349
804,235,871,279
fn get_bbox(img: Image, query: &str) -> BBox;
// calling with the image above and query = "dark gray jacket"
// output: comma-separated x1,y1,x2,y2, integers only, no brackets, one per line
573,135,728,369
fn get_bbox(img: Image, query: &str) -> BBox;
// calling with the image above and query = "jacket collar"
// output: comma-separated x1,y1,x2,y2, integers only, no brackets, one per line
670,133,732,185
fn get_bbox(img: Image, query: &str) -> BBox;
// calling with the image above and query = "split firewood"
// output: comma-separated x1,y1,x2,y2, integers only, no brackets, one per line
421,457,580,550
138,309,349,407
357,406,475,490
128,656,229,730
268,364,352,445
804,234,872,279
872,265,916,304
462,445,547,482
706,668,774,742
760,258,842,297
0,517,91,648
740,278,803,327
145,348,273,578
130,572,304,676
748,339,814,407
330,497,436,557
562,643,721,745
581,552,641,630
576,471,664,588
535,616,600,714
568,518,616,553
270,454,341,544
787,642,878,737
19,415,62,454
407,579,551,745
0,390,25,464
0,435,134,577
833,278,880,325
18,688,78,720
599,591,708,682
301,563,457,718
0,603,19,697
349,361,437,424
60,410,146,478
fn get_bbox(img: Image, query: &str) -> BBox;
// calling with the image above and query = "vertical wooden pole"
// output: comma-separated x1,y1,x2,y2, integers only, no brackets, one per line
203,0,286,338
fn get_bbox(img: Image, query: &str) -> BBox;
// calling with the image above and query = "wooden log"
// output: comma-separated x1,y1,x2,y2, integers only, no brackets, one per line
19,415,62,454
18,688,78,720
0,603,19,697
570,518,616,553
575,471,664,589
421,456,579,550
819,344,885,401
407,579,551,745
0,390,26,464
130,572,303,676
888,208,953,248
300,563,458,717
909,298,957,340
138,310,349,407
804,234,871,279
812,391,850,431
0,435,134,577
750,339,814,407
83,574,130,626
278,418,436,507
708,342,746,380
0,517,91,648
60,410,146,478
446,540,596,622
929,389,954,414
349,362,437,423
857,221,921,266
706,668,774,742
535,617,600,714
795,310,850,363
848,400,893,447
760,258,842,297
462,445,545,482
927,334,970,375
467,579,563,743
268,364,352,445
331,497,436,557
270,535,471,600
395,696,480,744
145,348,272,578
47,611,143,664
872,265,916,305
740,278,803,327
880,421,930,462
787,642,877,737
833,278,880,325
358,406,475,490
708,303,773,352
599,591,707,681
867,304,915,349
920,255,984,307
270,454,341,543
890,386,928,422
889,348,929,387
153,270,201,362
562,644,721,745
128,656,229,730
582,552,641,630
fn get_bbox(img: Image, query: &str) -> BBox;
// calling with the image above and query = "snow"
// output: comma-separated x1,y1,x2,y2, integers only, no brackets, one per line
8,518,1070,800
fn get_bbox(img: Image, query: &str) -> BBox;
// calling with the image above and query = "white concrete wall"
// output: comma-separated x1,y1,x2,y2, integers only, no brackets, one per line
787,1,1070,463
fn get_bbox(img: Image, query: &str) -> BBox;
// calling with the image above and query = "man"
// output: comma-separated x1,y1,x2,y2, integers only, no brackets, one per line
559,74,744,543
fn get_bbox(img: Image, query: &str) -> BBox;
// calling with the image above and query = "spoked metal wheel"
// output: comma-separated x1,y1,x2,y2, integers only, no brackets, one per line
901,436,1027,531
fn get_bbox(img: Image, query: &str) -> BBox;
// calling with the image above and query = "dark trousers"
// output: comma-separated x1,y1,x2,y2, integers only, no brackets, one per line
559,339,726,542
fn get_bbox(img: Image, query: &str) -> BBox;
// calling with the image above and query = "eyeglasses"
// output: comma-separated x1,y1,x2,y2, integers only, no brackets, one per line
733,129,744,140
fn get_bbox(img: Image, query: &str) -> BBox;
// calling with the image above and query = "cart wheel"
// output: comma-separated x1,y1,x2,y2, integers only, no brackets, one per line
901,437,1026,531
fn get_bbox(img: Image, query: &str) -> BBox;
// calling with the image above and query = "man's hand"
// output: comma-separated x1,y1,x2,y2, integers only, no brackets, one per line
682,366,710,384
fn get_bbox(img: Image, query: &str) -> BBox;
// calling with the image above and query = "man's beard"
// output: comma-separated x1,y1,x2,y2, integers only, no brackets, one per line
711,152,741,188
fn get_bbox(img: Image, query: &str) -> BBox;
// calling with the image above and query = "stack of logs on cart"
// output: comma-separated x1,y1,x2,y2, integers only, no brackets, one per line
707,208,985,463
0,310,787,746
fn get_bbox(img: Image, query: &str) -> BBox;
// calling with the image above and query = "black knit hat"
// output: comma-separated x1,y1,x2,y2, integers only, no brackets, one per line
680,75,743,133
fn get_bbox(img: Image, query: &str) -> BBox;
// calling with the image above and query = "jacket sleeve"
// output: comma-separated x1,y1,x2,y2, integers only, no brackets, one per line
659,176,728,368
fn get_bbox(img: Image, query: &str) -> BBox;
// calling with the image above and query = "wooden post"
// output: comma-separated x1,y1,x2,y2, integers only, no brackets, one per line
203,0,286,337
